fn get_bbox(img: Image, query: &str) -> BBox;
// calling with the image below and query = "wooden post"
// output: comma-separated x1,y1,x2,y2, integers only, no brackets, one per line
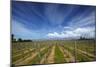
74,40,77,63
38,43,41,63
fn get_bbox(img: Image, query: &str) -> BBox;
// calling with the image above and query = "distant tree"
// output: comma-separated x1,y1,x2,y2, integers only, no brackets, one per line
12,34,14,40
79,36,86,40
18,38,22,42
79,36,94,40
12,34,16,42
23,40,32,42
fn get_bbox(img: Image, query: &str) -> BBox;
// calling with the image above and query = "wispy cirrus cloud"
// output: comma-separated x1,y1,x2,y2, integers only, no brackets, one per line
68,11,95,28
12,1,96,40
12,20,35,39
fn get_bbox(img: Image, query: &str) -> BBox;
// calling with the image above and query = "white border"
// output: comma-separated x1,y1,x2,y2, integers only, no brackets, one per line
16,0,96,5
0,0,10,67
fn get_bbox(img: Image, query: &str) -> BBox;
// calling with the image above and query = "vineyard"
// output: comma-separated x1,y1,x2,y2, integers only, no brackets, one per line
12,40,96,66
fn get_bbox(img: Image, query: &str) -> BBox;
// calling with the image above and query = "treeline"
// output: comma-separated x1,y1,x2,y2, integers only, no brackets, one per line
79,36,95,40
11,34,95,42
11,34,32,42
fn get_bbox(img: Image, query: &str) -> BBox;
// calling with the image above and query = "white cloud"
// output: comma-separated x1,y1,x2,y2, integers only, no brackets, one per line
74,27,95,34
47,27,95,39
47,32,58,37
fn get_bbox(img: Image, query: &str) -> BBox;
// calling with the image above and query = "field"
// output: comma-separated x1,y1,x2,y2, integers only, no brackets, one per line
12,40,96,66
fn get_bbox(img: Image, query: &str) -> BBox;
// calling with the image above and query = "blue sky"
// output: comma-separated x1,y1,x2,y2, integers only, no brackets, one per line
12,1,96,40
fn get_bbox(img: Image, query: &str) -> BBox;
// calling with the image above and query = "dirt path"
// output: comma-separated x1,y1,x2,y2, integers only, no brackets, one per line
67,46,95,61
40,45,54,64
13,49,32,58
39,51,48,64
14,47,47,65
46,45,55,64
77,49,95,58
68,46,95,58
58,45,75,62
39,53,47,64
13,48,34,64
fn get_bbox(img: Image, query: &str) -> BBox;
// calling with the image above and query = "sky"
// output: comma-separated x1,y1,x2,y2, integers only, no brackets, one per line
12,1,96,40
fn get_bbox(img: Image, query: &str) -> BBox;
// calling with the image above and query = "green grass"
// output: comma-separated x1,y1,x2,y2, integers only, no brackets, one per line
55,45,66,63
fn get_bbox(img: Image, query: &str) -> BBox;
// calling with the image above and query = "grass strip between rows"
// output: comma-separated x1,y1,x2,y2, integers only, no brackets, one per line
55,45,66,63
